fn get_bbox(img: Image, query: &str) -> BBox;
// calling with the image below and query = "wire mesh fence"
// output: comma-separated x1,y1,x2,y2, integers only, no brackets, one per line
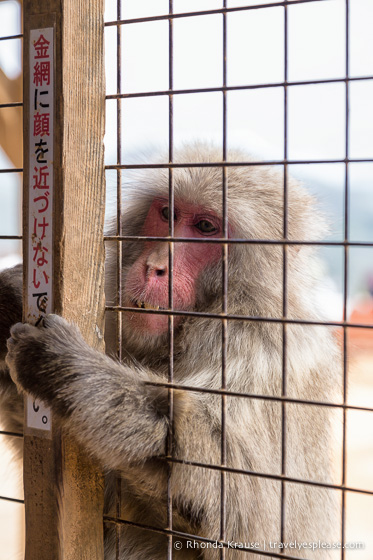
103,1,373,559
0,1,372,559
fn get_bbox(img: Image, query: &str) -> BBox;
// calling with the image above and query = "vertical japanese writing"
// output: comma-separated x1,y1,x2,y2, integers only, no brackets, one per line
27,28,54,433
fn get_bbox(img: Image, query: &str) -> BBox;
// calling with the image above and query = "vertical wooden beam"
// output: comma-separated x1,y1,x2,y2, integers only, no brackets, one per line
23,1,105,559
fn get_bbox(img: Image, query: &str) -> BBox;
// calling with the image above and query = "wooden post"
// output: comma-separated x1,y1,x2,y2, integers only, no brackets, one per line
23,1,105,558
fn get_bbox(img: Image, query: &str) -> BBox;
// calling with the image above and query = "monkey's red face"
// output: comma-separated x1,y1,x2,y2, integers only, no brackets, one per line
124,198,223,336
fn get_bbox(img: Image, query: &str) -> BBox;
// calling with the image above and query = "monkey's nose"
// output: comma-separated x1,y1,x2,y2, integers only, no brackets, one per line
146,263,168,279
155,268,166,277
146,246,169,279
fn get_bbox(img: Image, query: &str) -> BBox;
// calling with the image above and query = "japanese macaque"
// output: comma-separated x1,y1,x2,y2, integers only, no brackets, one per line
1,145,341,559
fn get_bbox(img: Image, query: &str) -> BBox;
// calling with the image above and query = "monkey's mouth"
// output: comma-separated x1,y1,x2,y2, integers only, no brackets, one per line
134,299,167,311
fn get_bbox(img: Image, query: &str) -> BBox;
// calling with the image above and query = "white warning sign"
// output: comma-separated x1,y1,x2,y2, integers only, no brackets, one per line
26,27,54,434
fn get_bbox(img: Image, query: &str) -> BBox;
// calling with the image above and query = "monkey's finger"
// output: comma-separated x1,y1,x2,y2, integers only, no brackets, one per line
5,337,22,391
9,321,37,340
6,336,15,352
42,313,71,330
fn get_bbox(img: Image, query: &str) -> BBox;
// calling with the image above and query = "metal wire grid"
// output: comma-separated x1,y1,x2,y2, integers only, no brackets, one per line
102,1,371,559
0,27,24,509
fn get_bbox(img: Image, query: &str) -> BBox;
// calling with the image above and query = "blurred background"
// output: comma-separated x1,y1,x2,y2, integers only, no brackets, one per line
0,0,372,558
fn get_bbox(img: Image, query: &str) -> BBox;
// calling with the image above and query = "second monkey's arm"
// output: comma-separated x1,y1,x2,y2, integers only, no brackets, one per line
0,265,24,436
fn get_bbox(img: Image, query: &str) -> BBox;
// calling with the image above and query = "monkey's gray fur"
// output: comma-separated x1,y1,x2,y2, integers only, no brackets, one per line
1,145,341,559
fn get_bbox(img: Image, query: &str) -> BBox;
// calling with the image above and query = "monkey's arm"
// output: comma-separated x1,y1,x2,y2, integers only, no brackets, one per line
0,264,23,362
0,264,24,435
6,314,173,469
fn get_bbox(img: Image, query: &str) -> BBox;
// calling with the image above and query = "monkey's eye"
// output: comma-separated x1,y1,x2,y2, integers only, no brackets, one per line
195,220,218,235
161,206,177,222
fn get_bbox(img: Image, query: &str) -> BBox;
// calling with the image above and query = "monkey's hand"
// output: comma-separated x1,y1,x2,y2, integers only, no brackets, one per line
6,315,90,410
6,315,171,469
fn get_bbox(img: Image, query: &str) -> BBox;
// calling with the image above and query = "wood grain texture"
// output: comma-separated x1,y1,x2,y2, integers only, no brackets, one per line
23,1,105,558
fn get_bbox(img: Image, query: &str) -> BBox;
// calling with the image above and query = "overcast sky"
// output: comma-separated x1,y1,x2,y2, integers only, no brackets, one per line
103,0,373,184
1,0,372,181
